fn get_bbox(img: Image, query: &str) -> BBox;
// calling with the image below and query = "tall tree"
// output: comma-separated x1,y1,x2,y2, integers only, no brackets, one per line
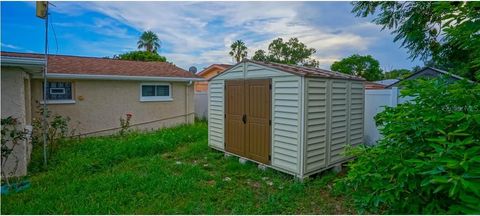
351,2,480,81
252,49,268,62
253,37,319,67
384,69,412,79
412,65,423,73
137,31,161,53
229,40,248,63
330,54,383,81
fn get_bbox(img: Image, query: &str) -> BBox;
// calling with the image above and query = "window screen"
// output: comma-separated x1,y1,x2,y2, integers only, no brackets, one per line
45,82,72,100
156,85,170,96
142,85,156,97
141,84,170,97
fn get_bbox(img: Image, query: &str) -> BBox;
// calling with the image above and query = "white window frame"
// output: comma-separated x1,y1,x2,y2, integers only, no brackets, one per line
140,82,173,102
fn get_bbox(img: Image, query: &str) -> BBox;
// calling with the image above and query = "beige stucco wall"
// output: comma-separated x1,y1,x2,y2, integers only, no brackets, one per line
31,79,195,136
1,67,31,177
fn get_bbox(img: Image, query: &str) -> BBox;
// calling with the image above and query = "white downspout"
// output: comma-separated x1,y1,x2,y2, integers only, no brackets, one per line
186,81,193,123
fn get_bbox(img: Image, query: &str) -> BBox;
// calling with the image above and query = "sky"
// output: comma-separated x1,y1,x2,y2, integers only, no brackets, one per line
1,1,422,71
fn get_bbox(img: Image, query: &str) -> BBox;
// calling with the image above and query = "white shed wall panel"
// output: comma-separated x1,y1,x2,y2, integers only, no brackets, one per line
349,82,364,146
208,80,225,149
215,64,244,80
304,78,328,173
245,62,290,78
328,80,348,164
271,76,302,174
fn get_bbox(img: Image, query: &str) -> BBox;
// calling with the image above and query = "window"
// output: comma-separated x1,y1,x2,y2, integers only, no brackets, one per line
44,81,73,101
140,83,172,101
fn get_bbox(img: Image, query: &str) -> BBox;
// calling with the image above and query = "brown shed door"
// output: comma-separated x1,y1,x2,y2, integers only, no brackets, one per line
225,79,271,164
245,80,271,164
225,80,246,156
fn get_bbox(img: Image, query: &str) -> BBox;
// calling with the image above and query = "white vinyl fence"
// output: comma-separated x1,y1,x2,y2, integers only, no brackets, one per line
364,87,406,145
194,92,208,119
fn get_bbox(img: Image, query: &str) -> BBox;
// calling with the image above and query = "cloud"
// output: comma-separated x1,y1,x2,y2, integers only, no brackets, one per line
1,43,35,53
1,42,21,49
43,1,413,69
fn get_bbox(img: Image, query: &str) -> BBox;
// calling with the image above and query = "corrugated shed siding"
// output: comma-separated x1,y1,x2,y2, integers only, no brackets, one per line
272,76,301,173
349,81,364,146
328,80,348,164
208,80,224,149
215,64,244,80
304,78,328,173
245,62,288,78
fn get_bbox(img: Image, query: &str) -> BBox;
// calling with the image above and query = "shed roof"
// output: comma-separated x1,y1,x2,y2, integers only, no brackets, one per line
250,59,365,81
211,59,365,81
1,51,199,79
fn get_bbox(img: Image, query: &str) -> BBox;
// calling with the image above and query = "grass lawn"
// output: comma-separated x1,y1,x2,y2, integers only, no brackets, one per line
1,121,352,214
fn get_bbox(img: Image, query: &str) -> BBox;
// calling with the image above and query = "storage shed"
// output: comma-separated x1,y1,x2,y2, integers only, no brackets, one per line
208,59,365,179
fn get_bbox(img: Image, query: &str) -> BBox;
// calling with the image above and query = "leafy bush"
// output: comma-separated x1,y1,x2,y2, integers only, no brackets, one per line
336,78,480,214
114,51,167,62
1,116,28,184
32,102,76,154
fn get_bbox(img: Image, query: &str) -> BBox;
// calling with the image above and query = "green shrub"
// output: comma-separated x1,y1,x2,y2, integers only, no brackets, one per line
336,78,480,214
114,51,167,62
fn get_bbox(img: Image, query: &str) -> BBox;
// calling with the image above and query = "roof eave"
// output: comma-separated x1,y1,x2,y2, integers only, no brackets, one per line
208,59,365,82
304,74,365,81
32,73,204,82
197,64,229,77
1,56,45,67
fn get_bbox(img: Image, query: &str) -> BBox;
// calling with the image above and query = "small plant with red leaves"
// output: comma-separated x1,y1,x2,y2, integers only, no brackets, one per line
119,113,133,136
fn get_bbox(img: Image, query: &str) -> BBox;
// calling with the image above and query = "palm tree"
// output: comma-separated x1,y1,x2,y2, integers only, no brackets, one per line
137,31,161,53
229,40,248,63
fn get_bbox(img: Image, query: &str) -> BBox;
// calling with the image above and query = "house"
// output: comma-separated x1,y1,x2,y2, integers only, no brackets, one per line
1,52,44,177
207,59,365,179
1,51,202,176
194,64,231,92
386,67,468,88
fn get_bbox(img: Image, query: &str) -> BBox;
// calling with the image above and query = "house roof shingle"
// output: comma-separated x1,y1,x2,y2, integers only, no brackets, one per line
1,51,198,78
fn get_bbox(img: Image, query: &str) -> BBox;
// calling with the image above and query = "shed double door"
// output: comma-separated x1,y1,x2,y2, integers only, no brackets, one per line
225,79,271,164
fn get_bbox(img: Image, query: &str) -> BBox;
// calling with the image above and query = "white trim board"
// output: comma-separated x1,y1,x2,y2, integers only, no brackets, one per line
32,73,204,82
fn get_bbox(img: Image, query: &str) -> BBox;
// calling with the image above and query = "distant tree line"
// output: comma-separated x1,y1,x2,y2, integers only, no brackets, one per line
228,38,416,81
228,37,319,68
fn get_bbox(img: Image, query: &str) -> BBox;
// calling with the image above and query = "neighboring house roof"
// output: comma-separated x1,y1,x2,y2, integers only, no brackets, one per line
210,59,365,81
214,64,232,69
365,82,386,89
374,79,399,86
196,64,232,77
385,67,471,88
1,51,202,81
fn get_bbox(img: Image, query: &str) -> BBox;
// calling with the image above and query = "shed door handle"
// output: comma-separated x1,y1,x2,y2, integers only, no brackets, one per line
242,114,247,124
